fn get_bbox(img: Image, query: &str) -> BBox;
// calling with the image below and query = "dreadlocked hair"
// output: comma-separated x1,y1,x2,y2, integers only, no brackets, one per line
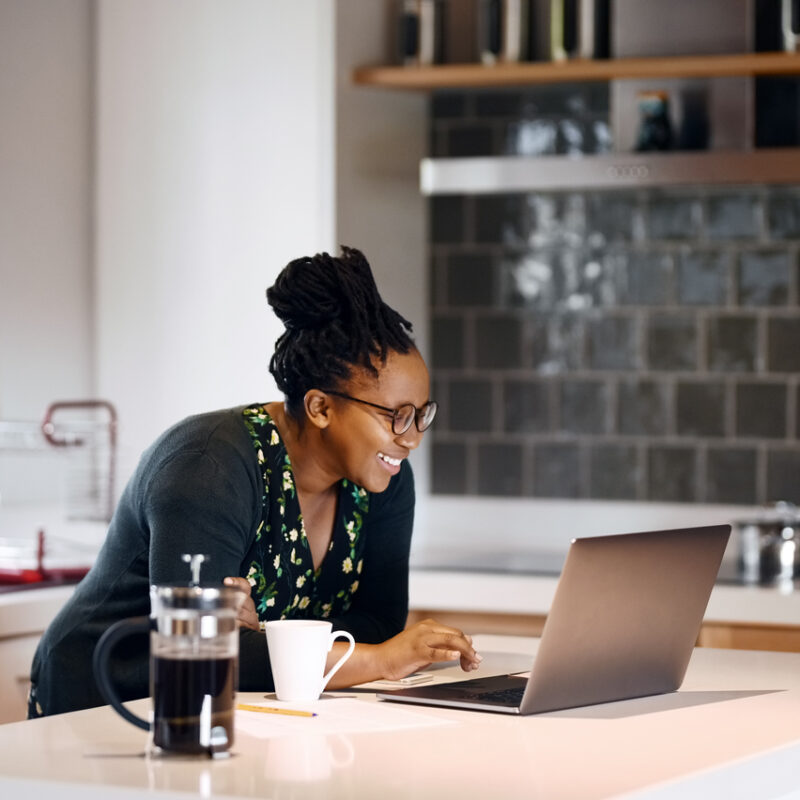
267,246,415,421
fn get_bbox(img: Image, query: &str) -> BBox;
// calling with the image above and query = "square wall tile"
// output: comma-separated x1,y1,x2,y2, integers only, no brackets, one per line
589,444,639,500
617,379,670,436
767,191,800,240
766,449,800,504
448,378,492,432
621,252,674,306
475,315,523,369
676,381,726,438
477,443,523,496
706,315,758,372
431,196,466,244
475,195,529,245
767,318,800,372
648,446,698,502
586,316,639,370
503,380,550,434
647,194,703,240
736,383,787,439
431,92,467,119
532,442,581,498
446,124,494,157
528,314,585,373
431,316,465,369
707,193,761,240
678,251,729,305
431,442,468,494
738,251,790,306
447,252,495,306
559,379,609,434
647,313,698,371
588,192,641,243
706,447,757,505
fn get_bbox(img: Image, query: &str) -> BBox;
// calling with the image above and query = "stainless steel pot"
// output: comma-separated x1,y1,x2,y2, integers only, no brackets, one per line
734,502,800,586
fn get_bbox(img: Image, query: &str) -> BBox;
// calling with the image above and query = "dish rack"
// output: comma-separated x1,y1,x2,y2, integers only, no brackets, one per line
0,400,117,585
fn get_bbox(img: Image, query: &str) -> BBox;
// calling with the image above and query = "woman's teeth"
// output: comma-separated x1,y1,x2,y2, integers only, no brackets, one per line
378,452,402,466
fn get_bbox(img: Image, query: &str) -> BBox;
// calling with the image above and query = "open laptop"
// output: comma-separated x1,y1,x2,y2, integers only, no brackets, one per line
378,524,730,715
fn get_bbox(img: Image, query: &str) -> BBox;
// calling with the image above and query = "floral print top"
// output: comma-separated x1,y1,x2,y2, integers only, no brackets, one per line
241,405,370,626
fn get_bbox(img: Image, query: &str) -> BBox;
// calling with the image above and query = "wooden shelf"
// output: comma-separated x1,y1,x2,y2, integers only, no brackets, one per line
353,51,800,91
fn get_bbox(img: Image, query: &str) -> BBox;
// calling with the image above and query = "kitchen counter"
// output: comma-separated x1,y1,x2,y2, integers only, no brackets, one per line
2,635,800,799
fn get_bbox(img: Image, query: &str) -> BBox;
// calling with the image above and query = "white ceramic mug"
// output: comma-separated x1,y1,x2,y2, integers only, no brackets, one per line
265,620,355,702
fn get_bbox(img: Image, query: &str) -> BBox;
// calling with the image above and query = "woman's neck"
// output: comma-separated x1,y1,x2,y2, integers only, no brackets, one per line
264,402,338,498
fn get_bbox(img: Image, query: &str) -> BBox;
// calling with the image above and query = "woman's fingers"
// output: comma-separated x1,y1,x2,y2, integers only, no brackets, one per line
224,576,260,631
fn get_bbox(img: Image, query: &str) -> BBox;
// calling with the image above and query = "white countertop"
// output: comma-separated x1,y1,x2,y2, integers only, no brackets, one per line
2,635,800,799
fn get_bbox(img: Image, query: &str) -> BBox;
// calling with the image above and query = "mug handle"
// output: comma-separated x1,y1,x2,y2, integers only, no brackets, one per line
321,630,355,690
92,616,153,732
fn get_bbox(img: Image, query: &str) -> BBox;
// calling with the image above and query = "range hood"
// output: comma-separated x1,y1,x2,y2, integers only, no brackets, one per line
419,149,800,194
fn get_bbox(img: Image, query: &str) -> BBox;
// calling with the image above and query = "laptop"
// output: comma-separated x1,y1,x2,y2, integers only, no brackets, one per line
378,524,730,715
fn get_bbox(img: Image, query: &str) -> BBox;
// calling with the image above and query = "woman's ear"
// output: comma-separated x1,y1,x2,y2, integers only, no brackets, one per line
304,390,332,429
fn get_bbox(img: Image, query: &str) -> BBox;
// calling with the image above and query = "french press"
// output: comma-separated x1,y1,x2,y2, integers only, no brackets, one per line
93,555,246,757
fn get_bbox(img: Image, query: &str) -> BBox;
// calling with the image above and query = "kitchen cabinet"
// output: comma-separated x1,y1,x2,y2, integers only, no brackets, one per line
408,608,800,653
408,569,800,654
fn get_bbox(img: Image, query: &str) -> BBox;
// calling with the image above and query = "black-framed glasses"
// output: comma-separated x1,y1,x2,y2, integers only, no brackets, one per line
322,390,437,435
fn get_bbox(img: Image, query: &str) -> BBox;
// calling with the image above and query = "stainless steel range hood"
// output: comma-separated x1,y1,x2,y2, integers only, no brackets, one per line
419,149,800,194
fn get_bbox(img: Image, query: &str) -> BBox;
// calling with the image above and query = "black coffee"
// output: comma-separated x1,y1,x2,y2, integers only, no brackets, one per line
152,655,236,754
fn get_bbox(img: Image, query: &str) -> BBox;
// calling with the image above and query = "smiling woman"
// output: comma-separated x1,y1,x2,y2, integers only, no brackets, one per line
28,247,480,718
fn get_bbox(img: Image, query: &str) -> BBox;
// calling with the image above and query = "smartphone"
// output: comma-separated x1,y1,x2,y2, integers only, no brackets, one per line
374,672,433,688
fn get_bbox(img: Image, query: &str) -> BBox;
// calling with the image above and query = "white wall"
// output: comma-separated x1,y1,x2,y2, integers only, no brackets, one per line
95,0,336,478
0,0,93,420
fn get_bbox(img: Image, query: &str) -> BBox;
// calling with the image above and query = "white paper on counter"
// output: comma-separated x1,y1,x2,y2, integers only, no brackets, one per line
235,697,454,739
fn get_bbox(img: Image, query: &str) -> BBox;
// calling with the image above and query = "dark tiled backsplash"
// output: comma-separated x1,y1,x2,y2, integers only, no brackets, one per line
428,87,800,504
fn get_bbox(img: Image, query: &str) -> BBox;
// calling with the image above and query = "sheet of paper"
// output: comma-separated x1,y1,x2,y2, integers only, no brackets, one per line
235,697,454,739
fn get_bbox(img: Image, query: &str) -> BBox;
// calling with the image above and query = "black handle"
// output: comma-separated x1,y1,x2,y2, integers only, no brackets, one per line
92,616,153,732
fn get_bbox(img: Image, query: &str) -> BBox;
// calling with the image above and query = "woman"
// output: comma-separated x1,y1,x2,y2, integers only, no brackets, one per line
29,246,480,717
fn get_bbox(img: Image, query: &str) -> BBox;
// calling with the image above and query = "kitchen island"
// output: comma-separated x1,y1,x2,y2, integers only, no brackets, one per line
1,635,800,799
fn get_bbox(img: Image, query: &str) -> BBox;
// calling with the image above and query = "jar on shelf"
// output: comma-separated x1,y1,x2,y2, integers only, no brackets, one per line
634,90,673,152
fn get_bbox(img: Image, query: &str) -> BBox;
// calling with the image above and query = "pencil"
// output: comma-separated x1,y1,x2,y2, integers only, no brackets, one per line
236,703,317,717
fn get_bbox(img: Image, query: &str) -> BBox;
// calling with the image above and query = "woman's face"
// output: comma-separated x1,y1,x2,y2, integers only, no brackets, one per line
322,348,431,493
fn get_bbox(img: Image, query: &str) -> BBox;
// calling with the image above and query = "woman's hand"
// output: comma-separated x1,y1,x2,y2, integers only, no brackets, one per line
375,618,482,680
223,576,260,631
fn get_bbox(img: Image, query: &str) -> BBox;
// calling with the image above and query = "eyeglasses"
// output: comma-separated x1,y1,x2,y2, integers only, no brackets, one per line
323,390,437,435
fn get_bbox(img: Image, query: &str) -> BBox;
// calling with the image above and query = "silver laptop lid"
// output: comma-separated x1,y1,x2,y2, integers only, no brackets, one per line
521,524,730,713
